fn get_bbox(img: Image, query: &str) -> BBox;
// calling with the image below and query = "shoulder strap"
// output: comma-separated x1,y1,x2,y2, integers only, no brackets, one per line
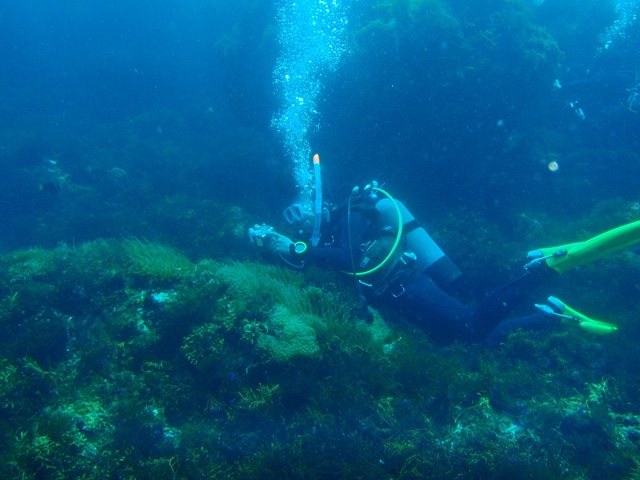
331,194,380,223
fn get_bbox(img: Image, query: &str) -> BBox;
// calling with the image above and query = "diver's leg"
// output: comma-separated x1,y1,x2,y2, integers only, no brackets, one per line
391,263,556,342
532,220,640,274
477,221,640,341
392,274,474,343
468,262,557,337
485,313,561,347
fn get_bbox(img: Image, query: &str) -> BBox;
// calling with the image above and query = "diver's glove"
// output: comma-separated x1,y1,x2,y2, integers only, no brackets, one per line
266,232,295,257
268,232,307,269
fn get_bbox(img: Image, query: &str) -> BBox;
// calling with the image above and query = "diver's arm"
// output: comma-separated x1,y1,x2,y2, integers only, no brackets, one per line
304,244,351,267
261,229,349,267
303,211,372,270
266,232,294,256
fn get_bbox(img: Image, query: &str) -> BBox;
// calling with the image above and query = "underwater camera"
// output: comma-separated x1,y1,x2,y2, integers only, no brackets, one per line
248,224,276,251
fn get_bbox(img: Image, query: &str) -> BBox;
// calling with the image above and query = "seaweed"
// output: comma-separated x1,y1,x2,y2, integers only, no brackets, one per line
0,235,639,479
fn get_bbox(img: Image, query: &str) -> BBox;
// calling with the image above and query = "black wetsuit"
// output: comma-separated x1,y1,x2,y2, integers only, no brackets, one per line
305,209,560,344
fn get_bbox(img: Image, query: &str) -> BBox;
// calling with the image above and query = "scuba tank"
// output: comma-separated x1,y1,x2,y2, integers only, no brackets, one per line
343,184,461,292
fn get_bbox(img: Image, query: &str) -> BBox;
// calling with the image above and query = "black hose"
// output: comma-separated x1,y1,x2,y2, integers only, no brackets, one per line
347,191,373,322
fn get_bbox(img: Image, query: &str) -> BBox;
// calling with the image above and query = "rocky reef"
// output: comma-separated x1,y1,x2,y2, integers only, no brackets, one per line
1,232,640,479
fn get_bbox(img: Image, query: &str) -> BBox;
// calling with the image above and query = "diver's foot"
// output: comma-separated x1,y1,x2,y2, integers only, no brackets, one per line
535,296,618,335
526,249,544,262
524,248,568,271
534,296,565,317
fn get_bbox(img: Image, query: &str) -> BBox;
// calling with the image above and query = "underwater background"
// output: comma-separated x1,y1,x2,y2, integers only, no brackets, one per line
1,0,640,478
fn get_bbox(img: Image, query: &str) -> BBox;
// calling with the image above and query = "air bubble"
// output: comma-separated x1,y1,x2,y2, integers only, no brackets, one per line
272,0,349,201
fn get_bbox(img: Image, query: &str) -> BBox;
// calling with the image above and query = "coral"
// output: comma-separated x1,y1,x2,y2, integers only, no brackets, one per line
4,248,60,284
214,260,305,312
1,237,640,479
122,237,194,281
180,322,225,367
62,238,124,282
0,359,19,411
257,305,322,362
237,384,281,411
368,308,394,345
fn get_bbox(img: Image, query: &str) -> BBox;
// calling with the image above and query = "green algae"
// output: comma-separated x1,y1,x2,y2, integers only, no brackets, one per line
0,231,638,479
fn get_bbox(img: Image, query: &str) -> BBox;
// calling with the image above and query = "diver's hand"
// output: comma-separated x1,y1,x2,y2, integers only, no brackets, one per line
267,232,294,256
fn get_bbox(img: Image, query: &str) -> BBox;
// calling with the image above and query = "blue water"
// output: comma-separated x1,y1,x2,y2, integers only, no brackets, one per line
1,0,639,250
1,0,640,478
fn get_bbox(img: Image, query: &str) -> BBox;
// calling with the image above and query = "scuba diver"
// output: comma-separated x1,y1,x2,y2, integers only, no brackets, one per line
249,155,640,345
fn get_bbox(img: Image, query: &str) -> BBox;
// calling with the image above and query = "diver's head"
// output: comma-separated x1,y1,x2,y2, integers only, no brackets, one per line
283,202,331,239
283,202,314,236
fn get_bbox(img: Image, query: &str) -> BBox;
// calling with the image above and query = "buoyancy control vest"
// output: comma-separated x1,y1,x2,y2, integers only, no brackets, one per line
332,192,462,293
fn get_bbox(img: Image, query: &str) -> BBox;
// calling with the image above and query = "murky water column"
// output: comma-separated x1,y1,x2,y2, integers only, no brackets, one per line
272,0,349,203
